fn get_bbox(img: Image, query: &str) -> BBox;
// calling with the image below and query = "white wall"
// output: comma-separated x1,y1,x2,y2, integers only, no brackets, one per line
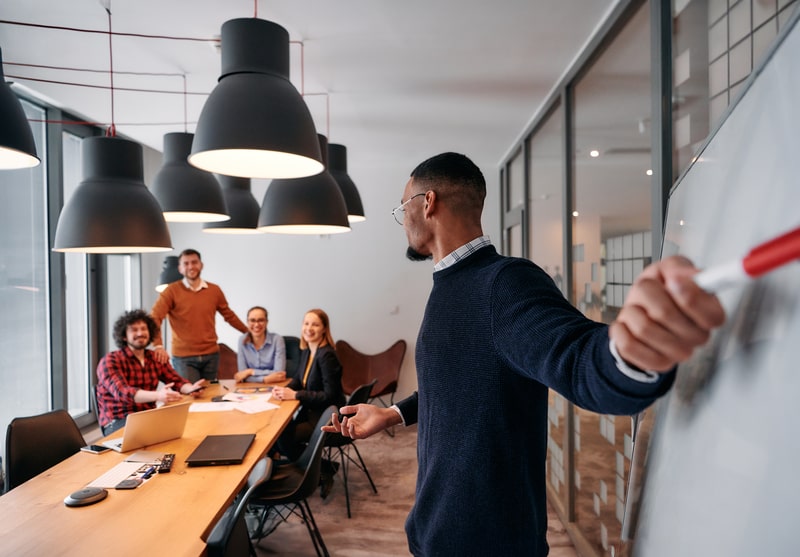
141,155,501,402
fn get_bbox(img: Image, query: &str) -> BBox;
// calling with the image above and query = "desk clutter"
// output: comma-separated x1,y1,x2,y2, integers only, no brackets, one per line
191,386,280,414
63,454,163,507
2,382,301,555
84,451,174,491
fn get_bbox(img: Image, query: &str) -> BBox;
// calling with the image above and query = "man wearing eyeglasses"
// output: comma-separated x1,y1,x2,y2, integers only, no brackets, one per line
325,152,725,556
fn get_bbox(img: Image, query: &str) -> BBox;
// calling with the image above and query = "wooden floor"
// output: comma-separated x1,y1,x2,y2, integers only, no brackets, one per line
253,425,577,556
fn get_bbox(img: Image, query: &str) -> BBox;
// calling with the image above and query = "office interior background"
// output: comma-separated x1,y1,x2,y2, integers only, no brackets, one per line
1,0,796,555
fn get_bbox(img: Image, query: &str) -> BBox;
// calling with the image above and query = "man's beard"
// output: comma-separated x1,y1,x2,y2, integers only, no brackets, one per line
128,337,149,350
406,246,432,261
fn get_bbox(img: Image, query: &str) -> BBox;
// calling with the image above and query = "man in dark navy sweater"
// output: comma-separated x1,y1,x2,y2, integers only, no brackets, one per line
325,153,725,556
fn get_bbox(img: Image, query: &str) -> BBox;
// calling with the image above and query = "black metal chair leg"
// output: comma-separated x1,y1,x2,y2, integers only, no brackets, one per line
298,499,329,557
339,447,352,518
351,443,378,494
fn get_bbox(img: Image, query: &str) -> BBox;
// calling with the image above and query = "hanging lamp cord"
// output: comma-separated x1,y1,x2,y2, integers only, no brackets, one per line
105,6,116,137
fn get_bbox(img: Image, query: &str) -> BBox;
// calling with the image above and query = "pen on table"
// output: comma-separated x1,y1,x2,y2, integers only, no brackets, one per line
141,465,156,479
692,224,800,293
222,384,230,391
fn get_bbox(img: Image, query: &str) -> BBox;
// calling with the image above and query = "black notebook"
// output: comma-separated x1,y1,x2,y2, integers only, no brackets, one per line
185,434,256,467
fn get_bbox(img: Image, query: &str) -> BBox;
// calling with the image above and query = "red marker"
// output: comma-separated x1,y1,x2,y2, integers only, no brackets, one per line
693,225,800,292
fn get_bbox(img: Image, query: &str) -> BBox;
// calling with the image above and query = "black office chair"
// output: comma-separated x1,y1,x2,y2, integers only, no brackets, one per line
249,406,335,557
206,456,274,557
284,335,301,376
324,379,378,518
4,409,85,492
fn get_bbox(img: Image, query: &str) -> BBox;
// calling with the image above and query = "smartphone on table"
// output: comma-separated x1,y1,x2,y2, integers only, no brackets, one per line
80,444,111,454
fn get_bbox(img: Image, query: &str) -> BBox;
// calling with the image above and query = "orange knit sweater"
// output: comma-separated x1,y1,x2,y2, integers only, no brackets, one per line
150,281,247,357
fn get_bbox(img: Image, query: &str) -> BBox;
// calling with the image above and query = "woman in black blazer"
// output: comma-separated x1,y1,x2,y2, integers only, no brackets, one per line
272,308,346,461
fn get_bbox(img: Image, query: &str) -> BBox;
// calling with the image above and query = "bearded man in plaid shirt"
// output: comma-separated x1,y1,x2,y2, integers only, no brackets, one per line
96,309,206,435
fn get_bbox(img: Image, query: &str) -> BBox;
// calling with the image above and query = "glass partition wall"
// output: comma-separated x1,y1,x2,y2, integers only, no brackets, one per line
672,0,798,177
500,0,798,555
571,3,652,555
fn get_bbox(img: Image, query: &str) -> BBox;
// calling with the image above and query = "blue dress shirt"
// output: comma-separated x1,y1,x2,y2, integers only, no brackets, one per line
237,331,286,383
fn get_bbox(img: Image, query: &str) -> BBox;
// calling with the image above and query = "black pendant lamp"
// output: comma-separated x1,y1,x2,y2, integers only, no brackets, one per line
189,18,323,179
328,143,366,223
155,255,182,292
152,132,229,222
0,47,40,169
53,136,172,253
203,175,262,234
258,135,350,235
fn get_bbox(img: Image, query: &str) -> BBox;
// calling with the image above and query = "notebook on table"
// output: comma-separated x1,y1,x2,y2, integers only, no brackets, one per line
102,401,191,453
185,433,256,467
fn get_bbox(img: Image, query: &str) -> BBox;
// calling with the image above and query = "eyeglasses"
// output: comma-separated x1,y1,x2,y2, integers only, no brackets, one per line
391,192,426,225
248,318,267,324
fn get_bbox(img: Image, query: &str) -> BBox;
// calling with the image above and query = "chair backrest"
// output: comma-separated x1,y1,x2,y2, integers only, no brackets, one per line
206,456,273,557
284,335,301,376
217,343,238,380
348,379,378,406
5,409,85,492
335,340,406,397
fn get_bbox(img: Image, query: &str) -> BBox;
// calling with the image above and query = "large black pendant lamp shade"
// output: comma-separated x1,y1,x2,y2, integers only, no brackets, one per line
189,18,323,179
203,175,262,234
328,143,365,223
0,47,40,169
53,136,172,253
155,256,182,292
258,135,350,235
152,132,229,222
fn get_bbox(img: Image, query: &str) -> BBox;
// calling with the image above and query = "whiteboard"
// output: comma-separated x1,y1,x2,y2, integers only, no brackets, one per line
632,8,800,557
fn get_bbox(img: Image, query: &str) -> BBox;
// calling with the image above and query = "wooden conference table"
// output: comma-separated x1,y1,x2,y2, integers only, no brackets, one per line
0,383,298,557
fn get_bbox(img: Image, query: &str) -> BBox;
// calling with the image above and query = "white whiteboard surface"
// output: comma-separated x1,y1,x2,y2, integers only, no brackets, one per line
633,9,800,557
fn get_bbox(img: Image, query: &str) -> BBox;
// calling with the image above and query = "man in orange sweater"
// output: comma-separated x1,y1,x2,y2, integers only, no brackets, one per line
151,249,247,382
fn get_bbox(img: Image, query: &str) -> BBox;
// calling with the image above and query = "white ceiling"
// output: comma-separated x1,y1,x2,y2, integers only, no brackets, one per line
1,0,619,175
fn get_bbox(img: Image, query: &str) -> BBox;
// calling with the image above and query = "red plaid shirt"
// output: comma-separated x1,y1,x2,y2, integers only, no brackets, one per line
96,346,189,427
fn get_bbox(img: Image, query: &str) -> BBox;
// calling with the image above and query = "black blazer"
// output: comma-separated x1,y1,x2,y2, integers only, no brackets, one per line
288,344,346,421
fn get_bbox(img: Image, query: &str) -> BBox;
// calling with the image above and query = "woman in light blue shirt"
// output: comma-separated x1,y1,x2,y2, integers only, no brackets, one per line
235,306,287,383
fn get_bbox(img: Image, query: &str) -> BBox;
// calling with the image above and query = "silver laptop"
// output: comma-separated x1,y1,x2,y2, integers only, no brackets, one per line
102,402,191,453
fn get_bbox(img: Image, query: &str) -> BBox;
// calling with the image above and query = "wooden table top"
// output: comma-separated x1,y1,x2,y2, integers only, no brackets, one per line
0,382,298,557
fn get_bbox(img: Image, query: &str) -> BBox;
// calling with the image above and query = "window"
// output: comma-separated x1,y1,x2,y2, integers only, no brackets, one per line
0,100,49,466
0,95,142,471
62,131,91,417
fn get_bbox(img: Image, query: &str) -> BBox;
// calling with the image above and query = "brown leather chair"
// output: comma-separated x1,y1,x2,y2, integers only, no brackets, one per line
218,343,238,380
335,339,406,407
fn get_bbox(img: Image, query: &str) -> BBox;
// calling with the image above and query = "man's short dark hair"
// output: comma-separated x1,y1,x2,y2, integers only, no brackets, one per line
410,152,486,212
179,248,201,260
113,309,158,349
